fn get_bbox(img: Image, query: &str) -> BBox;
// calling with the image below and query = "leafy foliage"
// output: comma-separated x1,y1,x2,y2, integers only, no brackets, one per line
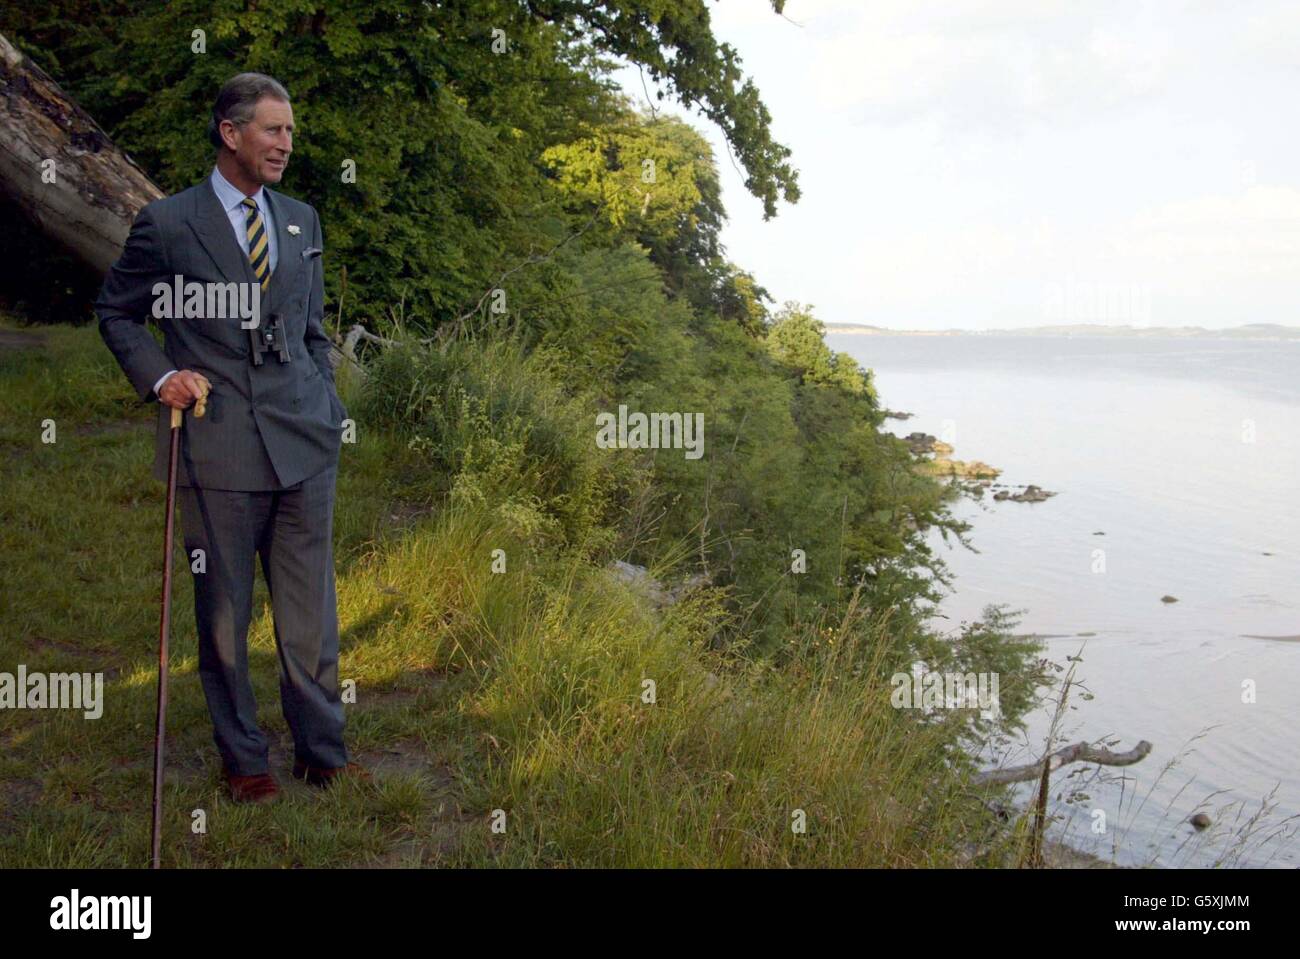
4,0,795,324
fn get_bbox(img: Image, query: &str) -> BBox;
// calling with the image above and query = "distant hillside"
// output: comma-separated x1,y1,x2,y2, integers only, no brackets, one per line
824,322,1300,340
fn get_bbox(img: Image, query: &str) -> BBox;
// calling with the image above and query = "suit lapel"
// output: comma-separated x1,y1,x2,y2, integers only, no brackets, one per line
261,189,302,313
191,178,257,286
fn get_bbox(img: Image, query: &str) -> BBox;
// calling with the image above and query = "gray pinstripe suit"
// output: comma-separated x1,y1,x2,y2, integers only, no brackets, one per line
97,174,349,776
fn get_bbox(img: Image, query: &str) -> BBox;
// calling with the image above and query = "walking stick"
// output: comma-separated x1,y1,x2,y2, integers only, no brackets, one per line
152,386,206,869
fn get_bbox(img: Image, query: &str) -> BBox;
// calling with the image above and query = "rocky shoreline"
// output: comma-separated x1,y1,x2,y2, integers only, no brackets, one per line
897,429,1056,500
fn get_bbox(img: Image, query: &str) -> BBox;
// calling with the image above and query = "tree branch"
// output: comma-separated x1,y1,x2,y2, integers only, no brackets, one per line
972,739,1153,787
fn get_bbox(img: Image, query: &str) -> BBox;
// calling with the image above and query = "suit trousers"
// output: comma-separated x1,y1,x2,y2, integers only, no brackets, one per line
177,462,347,776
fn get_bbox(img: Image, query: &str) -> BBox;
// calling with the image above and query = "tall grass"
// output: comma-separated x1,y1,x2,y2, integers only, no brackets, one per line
342,499,988,867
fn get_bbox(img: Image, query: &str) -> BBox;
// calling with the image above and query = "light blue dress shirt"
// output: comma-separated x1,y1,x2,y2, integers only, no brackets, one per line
153,167,279,397
209,164,278,273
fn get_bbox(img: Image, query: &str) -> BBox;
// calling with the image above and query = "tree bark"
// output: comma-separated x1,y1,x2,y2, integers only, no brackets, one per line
0,30,163,275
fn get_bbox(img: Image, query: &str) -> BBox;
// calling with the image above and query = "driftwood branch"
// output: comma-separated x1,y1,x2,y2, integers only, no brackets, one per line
973,739,1153,787
335,322,401,377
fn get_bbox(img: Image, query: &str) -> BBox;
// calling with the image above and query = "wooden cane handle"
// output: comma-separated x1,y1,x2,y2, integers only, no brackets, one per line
169,383,209,427
195,379,210,417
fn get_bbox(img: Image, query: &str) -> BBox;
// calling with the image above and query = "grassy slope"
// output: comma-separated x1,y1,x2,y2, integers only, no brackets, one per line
0,316,1014,868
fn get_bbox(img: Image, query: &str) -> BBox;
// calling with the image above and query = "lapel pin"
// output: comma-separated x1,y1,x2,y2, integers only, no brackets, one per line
287,224,301,236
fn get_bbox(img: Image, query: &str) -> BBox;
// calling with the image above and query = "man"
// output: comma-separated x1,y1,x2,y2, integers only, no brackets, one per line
97,73,364,803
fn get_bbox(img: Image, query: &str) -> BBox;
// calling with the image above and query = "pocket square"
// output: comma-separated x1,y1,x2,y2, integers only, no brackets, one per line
301,246,323,261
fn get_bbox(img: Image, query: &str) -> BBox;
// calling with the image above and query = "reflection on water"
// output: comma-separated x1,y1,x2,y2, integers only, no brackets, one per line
830,334,1300,868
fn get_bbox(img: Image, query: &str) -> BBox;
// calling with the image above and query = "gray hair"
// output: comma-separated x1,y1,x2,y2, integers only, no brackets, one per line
208,73,291,149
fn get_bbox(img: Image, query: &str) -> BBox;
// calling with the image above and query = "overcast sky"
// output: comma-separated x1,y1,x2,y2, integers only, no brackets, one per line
615,0,1300,330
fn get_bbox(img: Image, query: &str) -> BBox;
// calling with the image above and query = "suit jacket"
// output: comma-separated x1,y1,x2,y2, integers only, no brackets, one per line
97,177,347,490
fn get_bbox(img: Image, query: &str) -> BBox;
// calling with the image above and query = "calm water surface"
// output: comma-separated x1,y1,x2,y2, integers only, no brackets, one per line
829,334,1300,868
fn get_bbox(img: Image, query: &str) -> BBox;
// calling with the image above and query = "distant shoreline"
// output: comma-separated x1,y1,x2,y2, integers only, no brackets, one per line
824,322,1300,341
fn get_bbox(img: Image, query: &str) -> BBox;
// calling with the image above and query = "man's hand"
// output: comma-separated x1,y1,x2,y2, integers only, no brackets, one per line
158,370,212,411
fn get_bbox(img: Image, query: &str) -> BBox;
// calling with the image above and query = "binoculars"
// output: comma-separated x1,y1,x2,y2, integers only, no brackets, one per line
249,314,292,365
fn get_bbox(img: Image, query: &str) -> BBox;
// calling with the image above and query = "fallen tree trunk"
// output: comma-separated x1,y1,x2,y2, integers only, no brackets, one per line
0,30,163,274
973,739,1153,787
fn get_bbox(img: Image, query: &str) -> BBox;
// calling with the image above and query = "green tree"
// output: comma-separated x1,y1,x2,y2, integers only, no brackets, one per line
3,0,800,325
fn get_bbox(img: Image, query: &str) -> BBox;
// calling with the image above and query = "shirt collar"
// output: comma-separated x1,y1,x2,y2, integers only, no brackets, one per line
210,165,267,215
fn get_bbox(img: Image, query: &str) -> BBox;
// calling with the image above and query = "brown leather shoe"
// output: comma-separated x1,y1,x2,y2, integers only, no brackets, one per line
224,770,280,804
292,760,372,788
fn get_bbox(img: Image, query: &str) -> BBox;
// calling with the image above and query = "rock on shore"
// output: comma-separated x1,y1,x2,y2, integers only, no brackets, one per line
991,484,1056,503
900,432,1002,479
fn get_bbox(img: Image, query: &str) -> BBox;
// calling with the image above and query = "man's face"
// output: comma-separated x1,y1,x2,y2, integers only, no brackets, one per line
223,97,294,186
